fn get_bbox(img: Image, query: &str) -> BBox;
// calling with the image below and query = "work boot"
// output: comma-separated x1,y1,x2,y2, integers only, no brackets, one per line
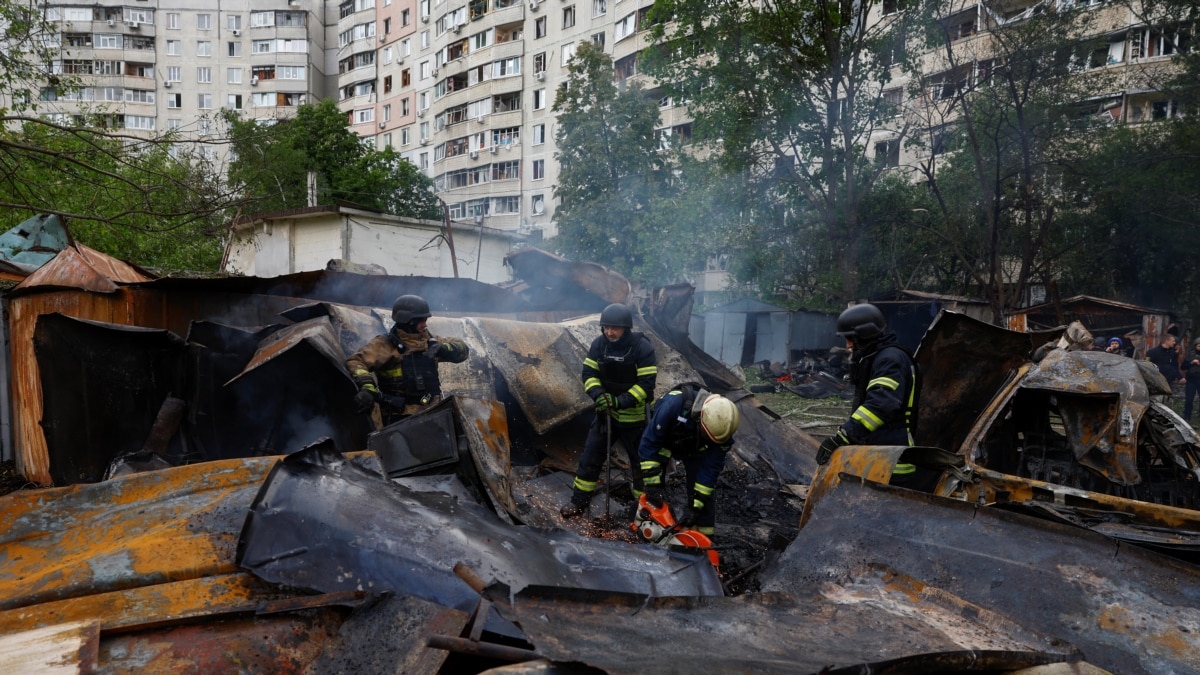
560,491,590,519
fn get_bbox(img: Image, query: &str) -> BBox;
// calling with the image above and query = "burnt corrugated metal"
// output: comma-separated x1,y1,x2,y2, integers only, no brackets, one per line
13,243,154,295
767,477,1200,675
508,566,1080,673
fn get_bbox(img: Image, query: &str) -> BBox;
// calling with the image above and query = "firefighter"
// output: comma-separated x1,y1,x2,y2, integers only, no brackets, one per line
637,385,740,538
817,303,934,490
562,303,658,518
347,294,470,425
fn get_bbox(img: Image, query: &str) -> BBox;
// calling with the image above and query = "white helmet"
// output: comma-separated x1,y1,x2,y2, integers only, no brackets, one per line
700,395,739,443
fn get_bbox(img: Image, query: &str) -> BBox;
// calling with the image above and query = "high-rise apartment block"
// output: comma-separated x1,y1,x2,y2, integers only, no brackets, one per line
28,0,671,239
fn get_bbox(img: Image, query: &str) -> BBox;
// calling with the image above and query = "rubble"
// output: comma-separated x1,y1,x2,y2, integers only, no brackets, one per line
1,242,1199,672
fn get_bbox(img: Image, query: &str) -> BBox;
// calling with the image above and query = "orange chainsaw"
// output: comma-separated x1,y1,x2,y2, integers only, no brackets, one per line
630,494,720,569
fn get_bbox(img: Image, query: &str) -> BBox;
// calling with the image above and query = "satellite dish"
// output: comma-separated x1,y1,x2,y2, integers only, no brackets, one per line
532,197,544,215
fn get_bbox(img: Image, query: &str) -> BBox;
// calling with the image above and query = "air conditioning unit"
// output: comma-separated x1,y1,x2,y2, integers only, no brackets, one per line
251,75,259,85
397,58,404,65
379,34,386,42
432,68,438,76
535,71,545,81
417,109,425,117
451,24,461,34
107,18,115,26
469,150,478,159
421,14,429,22
231,28,241,36
529,0,540,9
489,145,498,154
476,114,485,123
379,121,387,128
288,0,300,5
420,138,430,145
163,80,172,88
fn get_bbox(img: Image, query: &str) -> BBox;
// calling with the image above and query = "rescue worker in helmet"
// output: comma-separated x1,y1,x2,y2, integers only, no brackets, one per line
637,385,740,538
817,303,934,491
561,303,658,518
346,294,470,425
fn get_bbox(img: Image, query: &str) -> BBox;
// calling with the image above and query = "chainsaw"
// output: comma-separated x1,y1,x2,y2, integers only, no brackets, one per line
630,493,720,569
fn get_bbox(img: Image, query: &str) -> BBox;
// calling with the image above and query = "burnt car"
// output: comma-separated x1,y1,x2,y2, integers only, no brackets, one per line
805,311,1200,553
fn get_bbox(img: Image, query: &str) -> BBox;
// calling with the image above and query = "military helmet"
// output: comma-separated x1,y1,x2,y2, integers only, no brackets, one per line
599,303,633,329
392,294,432,325
700,395,739,443
836,303,886,342
1193,337,1200,348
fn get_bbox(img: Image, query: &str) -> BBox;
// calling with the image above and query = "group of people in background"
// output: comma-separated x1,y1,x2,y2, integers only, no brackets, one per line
1096,326,1200,423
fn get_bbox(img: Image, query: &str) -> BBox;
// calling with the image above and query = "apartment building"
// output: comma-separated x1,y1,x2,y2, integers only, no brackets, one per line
867,0,1188,170
34,0,336,162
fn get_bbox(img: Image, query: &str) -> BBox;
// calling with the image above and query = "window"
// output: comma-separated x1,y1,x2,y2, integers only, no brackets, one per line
535,17,547,39
402,69,411,86
167,118,182,130
533,89,546,110
421,60,431,79
228,68,242,84
277,66,306,79
126,115,155,131
229,42,242,57
874,139,900,167
402,9,411,25
197,13,212,29
167,12,180,29
383,132,393,148
493,195,520,213
420,152,429,169
97,34,122,49
534,52,546,73
384,17,392,34
532,123,545,144
166,93,182,108
493,56,520,77
197,41,212,57
615,12,635,41
563,5,575,28
166,40,181,55
422,30,430,48
227,15,242,30
591,32,605,49
562,42,576,63
254,40,273,53
252,92,276,107
197,67,212,83
198,93,213,109
531,194,545,215
401,97,410,115
532,159,545,180
593,0,607,16
227,94,243,109
167,66,181,82
198,119,212,135
383,104,392,121
402,127,411,145
882,0,905,14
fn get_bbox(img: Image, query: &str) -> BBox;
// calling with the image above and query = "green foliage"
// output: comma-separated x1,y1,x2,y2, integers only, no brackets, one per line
224,99,440,219
0,121,231,270
552,42,709,285
644,0,926,305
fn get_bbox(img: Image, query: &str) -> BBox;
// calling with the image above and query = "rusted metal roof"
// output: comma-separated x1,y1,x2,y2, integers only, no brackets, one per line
503,247,631,307
12,243,154,296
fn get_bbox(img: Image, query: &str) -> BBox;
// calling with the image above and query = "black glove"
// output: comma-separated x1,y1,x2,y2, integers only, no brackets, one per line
353,389,378,414
677,505,697,528
426,338,440,354
644,485,665,508
816,432,848,466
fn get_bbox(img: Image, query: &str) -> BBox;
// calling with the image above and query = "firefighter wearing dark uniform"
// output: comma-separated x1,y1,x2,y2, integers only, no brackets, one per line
638,386,740,538
347,294,470,425
817,303,933,490
561,303,658,518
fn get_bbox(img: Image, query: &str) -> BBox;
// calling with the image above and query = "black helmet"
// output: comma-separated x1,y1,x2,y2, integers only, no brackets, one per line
392,294,432,325
600,303,633,329
836,303,886,342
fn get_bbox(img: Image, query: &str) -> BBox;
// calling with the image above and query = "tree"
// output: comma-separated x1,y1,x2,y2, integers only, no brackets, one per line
0,2,238,270
645,0,924,306
224,100,440,219
904,3,1131,319
552,41,693,285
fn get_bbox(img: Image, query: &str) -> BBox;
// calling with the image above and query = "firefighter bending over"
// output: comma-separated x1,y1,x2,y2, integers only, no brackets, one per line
638,385,740,538
347,294,469,425
562,303,658,518
817,303,933,490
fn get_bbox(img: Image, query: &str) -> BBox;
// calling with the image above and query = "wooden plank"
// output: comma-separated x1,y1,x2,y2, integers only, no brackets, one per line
0,620,99,674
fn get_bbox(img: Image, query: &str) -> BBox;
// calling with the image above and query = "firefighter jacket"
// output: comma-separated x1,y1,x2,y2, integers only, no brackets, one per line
346,328,469,410
637,387,731,511
840,332,919,446
581,331,657,425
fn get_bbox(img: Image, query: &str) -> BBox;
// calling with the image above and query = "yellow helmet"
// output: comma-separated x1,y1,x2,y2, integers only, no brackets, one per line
700,395,739,443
